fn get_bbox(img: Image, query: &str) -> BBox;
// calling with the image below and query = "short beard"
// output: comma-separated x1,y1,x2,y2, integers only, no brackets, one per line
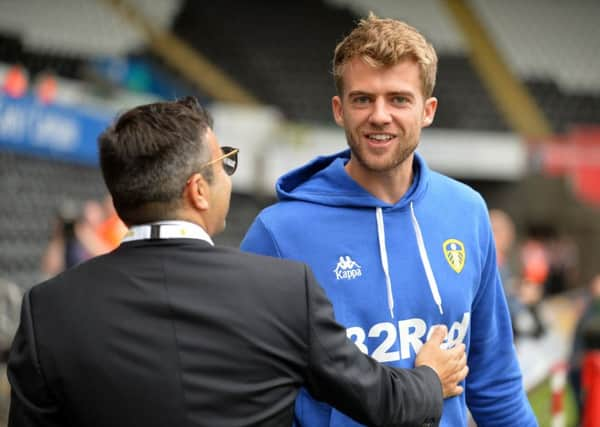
346,130,418,173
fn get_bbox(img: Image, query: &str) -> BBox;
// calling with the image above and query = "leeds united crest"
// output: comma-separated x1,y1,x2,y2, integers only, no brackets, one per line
443,239,465,273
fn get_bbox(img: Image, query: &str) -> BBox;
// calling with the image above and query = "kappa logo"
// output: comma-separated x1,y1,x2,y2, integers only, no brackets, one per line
333,256,362,280
443,239,465,273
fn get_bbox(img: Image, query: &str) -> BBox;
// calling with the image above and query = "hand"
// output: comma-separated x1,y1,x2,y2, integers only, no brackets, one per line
415,325,468,398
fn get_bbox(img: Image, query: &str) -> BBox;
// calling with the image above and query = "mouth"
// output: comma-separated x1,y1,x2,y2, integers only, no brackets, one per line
363,132,396,146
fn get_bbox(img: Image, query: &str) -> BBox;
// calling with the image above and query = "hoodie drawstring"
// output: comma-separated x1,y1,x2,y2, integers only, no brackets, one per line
375,202,444,318
410,202,444,315
376,207,394,319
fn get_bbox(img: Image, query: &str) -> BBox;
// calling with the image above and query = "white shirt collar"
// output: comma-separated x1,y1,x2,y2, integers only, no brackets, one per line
122,220,214,246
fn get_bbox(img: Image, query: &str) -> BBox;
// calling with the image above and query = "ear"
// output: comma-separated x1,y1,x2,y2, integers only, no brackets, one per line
422,97,438,128
332,95,345,127
185,173,210,212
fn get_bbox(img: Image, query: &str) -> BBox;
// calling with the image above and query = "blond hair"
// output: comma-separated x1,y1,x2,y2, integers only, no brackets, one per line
333,13,438,97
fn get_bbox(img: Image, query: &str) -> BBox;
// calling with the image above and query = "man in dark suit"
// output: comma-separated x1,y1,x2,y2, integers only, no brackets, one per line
8,97,468,427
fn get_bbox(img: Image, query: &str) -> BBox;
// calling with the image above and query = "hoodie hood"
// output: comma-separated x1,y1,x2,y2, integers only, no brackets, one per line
276,149,430,208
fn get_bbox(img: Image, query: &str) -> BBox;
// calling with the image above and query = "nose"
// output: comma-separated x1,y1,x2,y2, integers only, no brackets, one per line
369,98,391,127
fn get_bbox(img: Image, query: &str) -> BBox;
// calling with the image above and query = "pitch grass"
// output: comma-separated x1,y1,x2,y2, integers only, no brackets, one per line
528,379,578,427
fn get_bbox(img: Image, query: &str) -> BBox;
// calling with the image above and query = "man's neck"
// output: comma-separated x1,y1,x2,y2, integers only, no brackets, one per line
345,157,414,205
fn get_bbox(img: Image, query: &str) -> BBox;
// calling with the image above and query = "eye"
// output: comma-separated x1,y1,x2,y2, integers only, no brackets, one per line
352,95,371,105
392,96,408,105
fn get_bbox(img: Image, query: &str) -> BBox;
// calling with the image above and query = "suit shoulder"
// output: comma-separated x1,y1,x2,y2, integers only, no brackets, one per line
29,252,114,298
220,245,305,268
217,245,308,276
29,269,72,297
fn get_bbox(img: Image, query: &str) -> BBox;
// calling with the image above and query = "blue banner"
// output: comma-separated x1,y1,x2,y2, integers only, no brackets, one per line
0,95,112,165
91,56,205,101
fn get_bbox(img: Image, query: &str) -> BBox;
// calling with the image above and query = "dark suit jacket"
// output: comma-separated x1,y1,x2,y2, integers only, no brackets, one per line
8,239,442,426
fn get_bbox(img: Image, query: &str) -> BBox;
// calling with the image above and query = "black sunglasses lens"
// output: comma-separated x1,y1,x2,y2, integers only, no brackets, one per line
221,147,238,176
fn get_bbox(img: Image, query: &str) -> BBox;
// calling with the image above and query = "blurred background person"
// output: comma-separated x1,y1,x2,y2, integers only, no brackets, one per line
544,234,579,297
33,71,58,105
489,209,525,335
489,209,517,290
515,231,550,339
2,64,28,99
40,199,113,278
0,277,21,427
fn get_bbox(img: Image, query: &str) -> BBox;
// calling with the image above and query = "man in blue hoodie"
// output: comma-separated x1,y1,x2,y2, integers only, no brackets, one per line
241,14,537,427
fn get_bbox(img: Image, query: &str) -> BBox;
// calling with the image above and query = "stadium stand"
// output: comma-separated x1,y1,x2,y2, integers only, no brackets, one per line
170,0,358,123
0,151,106,287
470,0,600,94
0,0,182,57
434,54,507,131
0,33,83,80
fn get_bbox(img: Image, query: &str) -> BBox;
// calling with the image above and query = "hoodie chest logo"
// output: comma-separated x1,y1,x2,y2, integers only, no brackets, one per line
443,239,465,273
333,256,362,280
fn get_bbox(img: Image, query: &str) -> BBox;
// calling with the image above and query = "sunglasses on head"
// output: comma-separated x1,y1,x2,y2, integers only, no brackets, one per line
200,146,239,176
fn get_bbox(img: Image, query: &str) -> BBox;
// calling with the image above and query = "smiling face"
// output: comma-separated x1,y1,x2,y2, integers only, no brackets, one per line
332,56,437,180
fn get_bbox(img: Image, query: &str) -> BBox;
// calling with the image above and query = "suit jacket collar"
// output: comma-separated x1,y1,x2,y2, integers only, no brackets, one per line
122,221,214,245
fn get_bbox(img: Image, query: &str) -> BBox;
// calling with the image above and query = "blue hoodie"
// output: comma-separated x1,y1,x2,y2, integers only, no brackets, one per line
241,149,537,427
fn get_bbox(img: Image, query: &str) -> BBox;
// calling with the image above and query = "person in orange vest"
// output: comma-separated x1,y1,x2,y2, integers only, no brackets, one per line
96,194,127,250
